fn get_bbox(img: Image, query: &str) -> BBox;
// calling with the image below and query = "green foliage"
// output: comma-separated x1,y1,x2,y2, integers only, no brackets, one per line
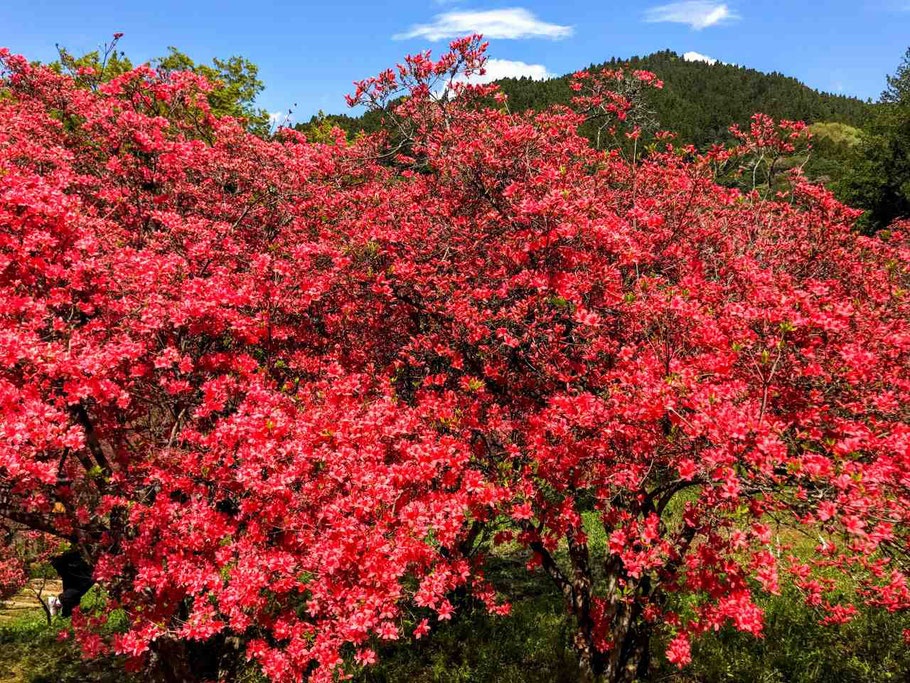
155,47,269,134
296,110,348,144
810,121,864,147
615,51,869,145
882,47,910,105
50,38,269,135
837,47,910,231
295,108,387,140
800,121,862,187
51,39,134,87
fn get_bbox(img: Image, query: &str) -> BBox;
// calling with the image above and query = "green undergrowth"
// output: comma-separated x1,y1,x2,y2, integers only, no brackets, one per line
0,609,133,683
355,573,910,683
2,554,908,683
355,509,910,683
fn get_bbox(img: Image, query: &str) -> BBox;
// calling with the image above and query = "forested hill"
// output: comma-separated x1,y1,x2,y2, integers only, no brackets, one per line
301,50,872,147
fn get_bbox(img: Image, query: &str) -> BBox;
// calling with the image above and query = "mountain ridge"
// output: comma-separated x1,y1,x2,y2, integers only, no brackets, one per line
299,49,872,147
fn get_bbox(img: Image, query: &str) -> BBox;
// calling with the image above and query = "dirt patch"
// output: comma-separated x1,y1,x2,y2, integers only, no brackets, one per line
0,580,63,623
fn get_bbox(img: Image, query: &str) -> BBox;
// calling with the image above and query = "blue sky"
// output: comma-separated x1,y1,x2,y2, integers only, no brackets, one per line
2,1,909,122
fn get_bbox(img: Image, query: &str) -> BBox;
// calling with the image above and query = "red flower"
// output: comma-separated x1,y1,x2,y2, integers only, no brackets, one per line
666,633,692,667
0,35,907,683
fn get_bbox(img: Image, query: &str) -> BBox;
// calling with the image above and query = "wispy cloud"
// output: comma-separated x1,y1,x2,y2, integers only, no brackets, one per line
683,50,717,64
645,2,738,29
394,8,573,41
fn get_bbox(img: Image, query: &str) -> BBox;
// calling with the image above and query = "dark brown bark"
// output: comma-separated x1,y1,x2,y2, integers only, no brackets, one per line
50,549,95,617
69,403,113,478
150,635,242,683
150,638,196,683
531,525,658,683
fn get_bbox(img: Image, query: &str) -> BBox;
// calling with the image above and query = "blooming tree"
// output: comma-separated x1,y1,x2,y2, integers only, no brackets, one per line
0,528,58,623
1,37,908,683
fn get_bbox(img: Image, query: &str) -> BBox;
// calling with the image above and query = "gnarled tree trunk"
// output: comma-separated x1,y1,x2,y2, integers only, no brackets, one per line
530,525,658,683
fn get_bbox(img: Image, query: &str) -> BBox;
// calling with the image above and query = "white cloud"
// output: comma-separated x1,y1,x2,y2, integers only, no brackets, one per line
394,8,573,41
470,59,553,83
456,58,552,84
435,58,551,98
269,111,293,129
683,50,718,65
645,2,738,29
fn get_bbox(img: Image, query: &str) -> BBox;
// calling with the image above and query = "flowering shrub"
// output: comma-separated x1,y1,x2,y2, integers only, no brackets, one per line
0,37,908,683
0,555,26,602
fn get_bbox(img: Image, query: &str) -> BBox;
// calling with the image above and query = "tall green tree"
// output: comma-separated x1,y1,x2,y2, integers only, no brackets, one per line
883,47,910,104
52,35,269,135
839,47,910,231
154,47,269,134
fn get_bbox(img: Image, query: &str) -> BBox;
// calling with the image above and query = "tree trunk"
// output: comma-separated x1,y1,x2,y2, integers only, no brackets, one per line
530,524,656,683
150,634,243,683
150,638,197,683
50,550,95,617
572,610,650,683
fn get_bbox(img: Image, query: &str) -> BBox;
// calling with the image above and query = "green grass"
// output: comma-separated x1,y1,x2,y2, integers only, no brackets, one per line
0,610,133,683
668,588,910,683
354,510,910,683
2,545,908,683
356,555,580,683
353,577,910,683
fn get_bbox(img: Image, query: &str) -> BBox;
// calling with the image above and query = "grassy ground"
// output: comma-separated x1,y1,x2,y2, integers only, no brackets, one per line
2,551,909,682
353,563,910,683
0,580,59,628
354,509,910,683
0,584,132,683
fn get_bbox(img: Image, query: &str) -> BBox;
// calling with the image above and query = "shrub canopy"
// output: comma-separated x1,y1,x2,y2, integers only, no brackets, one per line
0,38,908,682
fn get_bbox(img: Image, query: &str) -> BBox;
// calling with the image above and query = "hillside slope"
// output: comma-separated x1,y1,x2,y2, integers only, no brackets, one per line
301,50,872,147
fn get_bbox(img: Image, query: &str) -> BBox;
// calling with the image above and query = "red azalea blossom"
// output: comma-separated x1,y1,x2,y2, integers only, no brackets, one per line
413,618,430,639
0,34,908,683
665,633,692,666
